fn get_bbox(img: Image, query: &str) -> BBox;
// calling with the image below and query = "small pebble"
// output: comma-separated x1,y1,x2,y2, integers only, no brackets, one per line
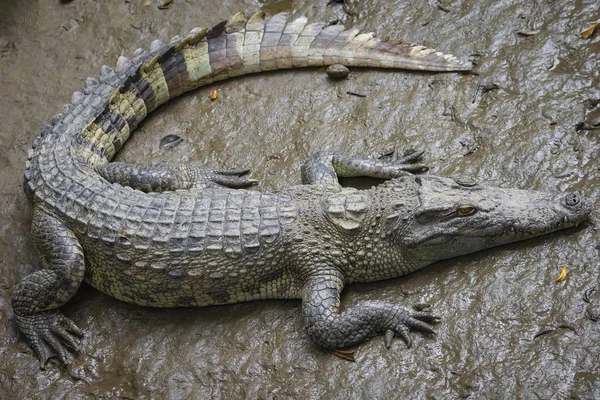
326,64,350,79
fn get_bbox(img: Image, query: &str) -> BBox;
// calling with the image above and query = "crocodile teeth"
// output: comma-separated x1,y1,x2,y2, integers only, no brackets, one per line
116,55,132,73
151,40,165,52
72,91,85,104
99,65,116,82
170,35,182,44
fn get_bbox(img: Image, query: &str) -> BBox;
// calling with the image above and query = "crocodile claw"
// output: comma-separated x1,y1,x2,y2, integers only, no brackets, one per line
15,310,83,369
189,163,258,189
211,175,258,188
384,309,440,349
375,148,429,174
331,348,356,362
209,170,258,188
379,148,425,164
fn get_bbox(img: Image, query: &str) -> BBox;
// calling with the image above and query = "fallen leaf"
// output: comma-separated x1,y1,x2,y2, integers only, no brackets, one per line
159,134,183,149
556,266,567,283
210,90,218,100
581,22,599,38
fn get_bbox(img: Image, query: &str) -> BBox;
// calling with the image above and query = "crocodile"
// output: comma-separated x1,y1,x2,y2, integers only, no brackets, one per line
14,12,591,367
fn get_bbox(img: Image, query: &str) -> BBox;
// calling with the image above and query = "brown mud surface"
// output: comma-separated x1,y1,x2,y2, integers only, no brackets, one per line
0,0,598,398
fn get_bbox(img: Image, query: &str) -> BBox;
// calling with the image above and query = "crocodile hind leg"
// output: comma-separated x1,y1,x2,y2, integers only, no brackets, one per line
302,271,440,354
12,208,85,368
96,162,257,192
300,150,428,185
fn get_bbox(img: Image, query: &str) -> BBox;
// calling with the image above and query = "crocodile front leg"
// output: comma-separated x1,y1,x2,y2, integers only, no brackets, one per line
300,150,428,185
303,271,439,352
12,208,85,368
96,162,257,192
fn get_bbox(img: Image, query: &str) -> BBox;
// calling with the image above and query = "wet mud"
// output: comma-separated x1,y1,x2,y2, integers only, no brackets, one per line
0,0,598,398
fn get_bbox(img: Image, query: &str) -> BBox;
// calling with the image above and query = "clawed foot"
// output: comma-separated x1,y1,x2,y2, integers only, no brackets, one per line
384,308,440,349
15,310,83,369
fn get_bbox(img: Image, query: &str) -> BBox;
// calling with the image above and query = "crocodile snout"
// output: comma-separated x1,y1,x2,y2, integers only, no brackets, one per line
559,192,592,225
565,193,581,207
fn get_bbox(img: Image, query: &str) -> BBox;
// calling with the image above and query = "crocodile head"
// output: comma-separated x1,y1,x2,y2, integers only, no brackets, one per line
391,175,592,264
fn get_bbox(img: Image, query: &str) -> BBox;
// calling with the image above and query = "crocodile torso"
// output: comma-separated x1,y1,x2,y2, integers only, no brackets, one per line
13,12,591,367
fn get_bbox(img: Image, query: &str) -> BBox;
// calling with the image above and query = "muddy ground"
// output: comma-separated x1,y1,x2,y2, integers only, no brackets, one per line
0,0,599,398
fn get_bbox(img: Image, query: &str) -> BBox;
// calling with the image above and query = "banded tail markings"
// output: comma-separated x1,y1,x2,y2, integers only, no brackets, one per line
159,49,189,99
65,12,471,170
206,20,230,81
79,87,146,163
323,28,359,65
292,22,326,68
260,12,289,71
101,110,129,157
79,122,107,165
139,53,170,109
225,13,248,78
307,24,347,66
109,89,148,131
242,12,266,74
276,16,308,69
180,33,213,88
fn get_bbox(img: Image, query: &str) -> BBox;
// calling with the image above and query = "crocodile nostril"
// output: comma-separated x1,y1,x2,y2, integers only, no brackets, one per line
565,193,581,207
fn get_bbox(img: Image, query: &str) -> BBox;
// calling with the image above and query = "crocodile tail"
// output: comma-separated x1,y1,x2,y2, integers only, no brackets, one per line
26,12,472,179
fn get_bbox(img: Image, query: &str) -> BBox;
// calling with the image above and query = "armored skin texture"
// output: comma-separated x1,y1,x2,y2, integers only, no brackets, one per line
13,12,591,368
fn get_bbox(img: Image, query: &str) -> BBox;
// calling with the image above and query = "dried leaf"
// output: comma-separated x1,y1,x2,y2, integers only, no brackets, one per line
517,30,540,36
159,134,182,149
580,22,599,38
210,90,218,100
556,266,567,283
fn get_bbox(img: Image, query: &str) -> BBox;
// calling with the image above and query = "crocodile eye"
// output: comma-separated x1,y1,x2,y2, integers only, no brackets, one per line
457,205,476,216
